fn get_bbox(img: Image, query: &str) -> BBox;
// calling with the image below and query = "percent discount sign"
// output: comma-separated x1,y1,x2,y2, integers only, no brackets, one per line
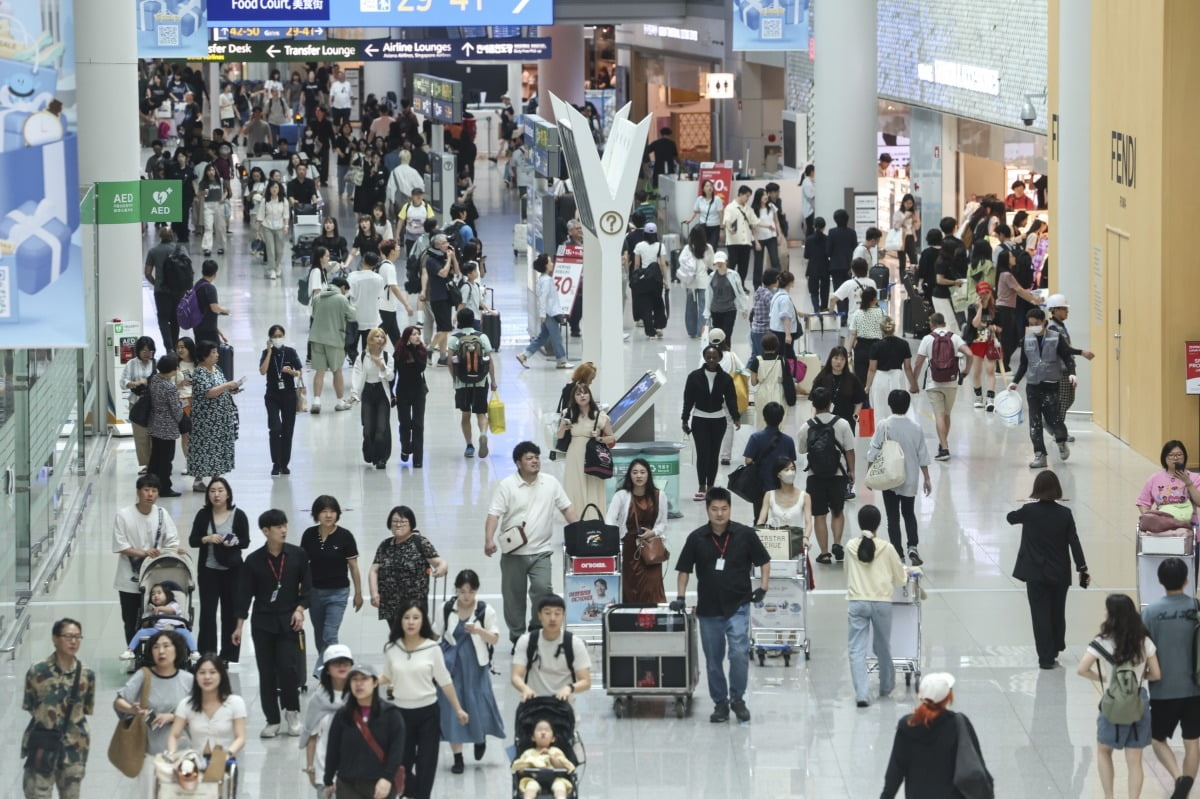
698,163,733,205
553,243,584,313
1187,341,1200,395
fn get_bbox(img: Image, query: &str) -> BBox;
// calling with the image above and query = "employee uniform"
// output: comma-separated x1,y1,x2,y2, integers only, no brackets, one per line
262,345,303,474
1012,328,1076,459
681,366,739,493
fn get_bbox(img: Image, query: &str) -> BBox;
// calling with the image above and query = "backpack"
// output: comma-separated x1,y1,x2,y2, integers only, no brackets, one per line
443,220,467,253
805,417,845,477
630,245,664,294
454,331,488,384
1093,641,1146,725
404,243,426,294
929,331,959,383
525,629,577,684
176,286,205,329
162,246,194,295
1009,244,1035,286
868,264,889,291
443,599,493,664
446,278,463,308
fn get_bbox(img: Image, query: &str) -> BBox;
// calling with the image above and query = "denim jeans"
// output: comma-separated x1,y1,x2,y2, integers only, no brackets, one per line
685,289,705,338
749,329,765,358
697,604,750,704
524,314,566,362
848,600,894,703
309,586,350,675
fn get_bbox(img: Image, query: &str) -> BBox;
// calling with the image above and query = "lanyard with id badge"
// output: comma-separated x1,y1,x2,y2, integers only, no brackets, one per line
267,553,286,603
273,351,288,391
711,533,730,572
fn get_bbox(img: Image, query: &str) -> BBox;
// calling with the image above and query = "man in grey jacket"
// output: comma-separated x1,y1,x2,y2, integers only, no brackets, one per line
865,390,932,565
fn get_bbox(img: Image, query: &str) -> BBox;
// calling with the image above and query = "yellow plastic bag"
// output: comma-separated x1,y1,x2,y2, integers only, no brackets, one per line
488,391,506,434
732,371,750,415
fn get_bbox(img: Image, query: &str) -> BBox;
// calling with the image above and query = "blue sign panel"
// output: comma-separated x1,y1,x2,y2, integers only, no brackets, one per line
732,0,810,53
208,0,553,27
211,25,327,40
138,0,210,59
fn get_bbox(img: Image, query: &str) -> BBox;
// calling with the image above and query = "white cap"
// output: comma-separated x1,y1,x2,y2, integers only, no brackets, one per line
643,222,657,234
918,672,956,704
713,250,728,263
707,328,726,344
1046,293,1068,309
322,644,353,665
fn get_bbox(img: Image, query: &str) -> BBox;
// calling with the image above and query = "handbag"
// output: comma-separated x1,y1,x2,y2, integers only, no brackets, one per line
25,662,82,774
857,407,875,437
865,421,907,492
583,417,614,479
884,228,904,252
632,501,670,566
727,431,782,502
354,711,405,798
296,373,308,413
177,412,192,434
497,523,528,554
203,745,228,783
488,391,507,434
731,370,750,415
107,667,152,778
564,503,621,556
952,714,995,799
129,391,152,427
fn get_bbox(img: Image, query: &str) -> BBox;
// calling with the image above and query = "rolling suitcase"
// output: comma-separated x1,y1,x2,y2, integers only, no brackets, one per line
481,311,501,352
218,343,235,380
513,223,528,257
900,273,931,339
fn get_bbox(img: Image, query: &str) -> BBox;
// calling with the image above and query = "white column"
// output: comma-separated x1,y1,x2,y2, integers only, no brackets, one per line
507,63,523,107
813,0,877,219
75,0,142,332
1056,0,1092,415
362,29,403,107
538,26,584,122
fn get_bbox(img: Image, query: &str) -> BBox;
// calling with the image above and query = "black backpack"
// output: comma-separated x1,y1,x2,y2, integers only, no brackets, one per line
444,220,468,254
525,629,576,683
162,246,194,295
443,598,494,664
1009,243,1035,285
404,243,427,294
805,417,846,477
454,331,488,383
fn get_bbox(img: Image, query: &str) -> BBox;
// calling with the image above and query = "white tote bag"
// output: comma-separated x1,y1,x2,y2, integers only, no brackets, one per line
884,228,904,252
865,422,907,491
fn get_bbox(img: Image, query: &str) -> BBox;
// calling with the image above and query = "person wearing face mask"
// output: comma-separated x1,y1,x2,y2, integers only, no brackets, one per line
757,456,813,561
1008,308,1077,469
741,402,797,522
260,325,303,477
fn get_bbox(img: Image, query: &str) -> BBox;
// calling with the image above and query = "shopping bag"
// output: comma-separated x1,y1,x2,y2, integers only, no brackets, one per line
884,228,904,252
732,370,750,415
487,391,506,434
857,407,875,437
865,432,907,492
563,504,620,556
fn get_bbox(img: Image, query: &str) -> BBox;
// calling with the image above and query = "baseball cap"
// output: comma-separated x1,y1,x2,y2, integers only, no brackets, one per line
348,663,378,680
322,644,353,665
644,222,658,234
975,281,992,294
713,251,728,264
918,672,956,704
1046,293,1068,309
707,328,726,345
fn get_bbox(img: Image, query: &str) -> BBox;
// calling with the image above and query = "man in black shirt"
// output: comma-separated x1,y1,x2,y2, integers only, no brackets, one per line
673,487,770,724
192,259,228,345
233,508,312,738
302,68,323,123
287,162,318,207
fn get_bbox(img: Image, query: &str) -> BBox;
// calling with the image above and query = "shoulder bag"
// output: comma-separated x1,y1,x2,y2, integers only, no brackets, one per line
864,420,907,491
498,481,532,555
583,416,614,479
127,507,164,584
107,667,152,778
632,499,670,566
727,431,782,502
129,387,153,427
25,661,83,774
209,512,241,568
952,713,995,799
353,711,405,798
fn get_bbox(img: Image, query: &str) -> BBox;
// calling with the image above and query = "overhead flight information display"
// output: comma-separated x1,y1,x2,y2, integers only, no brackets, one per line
208,0,553,28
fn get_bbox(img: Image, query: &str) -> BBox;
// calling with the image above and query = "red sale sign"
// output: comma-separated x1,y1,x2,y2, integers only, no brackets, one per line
553,243,584,312
1186,341,1200,395
698,164,734,205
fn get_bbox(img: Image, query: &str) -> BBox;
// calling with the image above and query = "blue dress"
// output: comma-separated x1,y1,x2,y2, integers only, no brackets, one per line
438,618,505,744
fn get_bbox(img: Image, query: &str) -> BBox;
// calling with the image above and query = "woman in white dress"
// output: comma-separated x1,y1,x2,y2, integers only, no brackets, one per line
557,382,616,513
748,333,791,431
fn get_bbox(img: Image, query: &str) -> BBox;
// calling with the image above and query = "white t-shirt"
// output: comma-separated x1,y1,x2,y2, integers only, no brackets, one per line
832,276,871,318
487,473,572,554
306,265,326,317
218,92,234,121
401,201,431,239
632,239,666,270
347,270,384,328
377,260,400,314
111,504,180,592
513,629,592,701
691,194,723,227
174,694,247,754
329,80,351,110
1088,636,1157,687
916,329,967,385
852,243,878,268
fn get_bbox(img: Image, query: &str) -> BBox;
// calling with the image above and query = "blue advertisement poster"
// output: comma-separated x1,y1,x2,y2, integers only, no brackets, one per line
137,0,209,59
732,0,810,52
207,0,552,28
0,0,84,347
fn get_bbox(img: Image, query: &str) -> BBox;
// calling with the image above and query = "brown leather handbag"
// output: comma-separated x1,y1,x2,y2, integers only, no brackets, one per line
632,502,670,566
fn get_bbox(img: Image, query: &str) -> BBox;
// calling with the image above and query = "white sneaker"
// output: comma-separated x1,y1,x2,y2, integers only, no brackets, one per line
334,400,351,411
973,396,984,409
285,710,303,736
260,723,281,739
119,649,136,661
310,400,321,414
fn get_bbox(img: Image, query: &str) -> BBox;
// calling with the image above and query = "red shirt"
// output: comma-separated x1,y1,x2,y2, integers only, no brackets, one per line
1005,193,1035,210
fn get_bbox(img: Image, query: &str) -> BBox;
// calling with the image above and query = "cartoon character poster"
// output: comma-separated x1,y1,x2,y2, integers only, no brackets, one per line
137,0,208,59
565,573,620,625
0,0,84,346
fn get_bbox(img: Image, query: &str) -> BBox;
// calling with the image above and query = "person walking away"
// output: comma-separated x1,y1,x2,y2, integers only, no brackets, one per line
260,325,303,476
630,222,669,338
516,254,571,370
1008,308,1076,469
768,271,801,360
1077,594,1161,799
393,325,429,468
677,228,713,340
741,402,797,521
673,487,769,723
511,594,593,704
144,228,189,348
702,252,749,346
848,286,884,387
484,442,580,647
112,475,182,643
910,312,972,462
797,387,855,565
447,308,497,459
146,355,185,497
682,346,740,501
747,333,794,431
346,253,385,364
829,257,871,347
21,618,96,799
233,509,312,738
845,506,907,707
377,240,413,346
721,186,755,288
825,209,858,326
748,270,777,359
350,327,395,469
308,277,355,414
803,216,831,315
866,391,932,565
300,496,363,680
1046,294,1095,442
190,259,229,348
1008,469,1089,669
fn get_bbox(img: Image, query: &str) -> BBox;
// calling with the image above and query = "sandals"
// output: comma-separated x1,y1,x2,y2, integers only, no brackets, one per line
815,553,833,565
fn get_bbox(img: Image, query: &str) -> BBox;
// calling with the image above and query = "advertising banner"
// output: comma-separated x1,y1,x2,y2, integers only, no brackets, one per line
208,0,552,27
732,0,810,53
697,163,733,205
137,0,209,59
552,243,583,313
565,572,619,625
1186,342,1200,395
0,0,84,346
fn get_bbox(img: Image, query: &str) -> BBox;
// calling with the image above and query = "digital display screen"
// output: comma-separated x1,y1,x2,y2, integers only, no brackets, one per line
608,371,662,432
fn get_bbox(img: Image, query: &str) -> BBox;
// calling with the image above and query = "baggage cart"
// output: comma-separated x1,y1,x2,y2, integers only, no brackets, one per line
564,543,621,648
868,572,922,686
603,604,698,718
155,756,238,798
802,311,842,360
750,557,810,666
1137,527,1195,608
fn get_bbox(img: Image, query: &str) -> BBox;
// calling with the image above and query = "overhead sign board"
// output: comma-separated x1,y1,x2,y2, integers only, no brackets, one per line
732,0,809,52
412,73,463,125
195,36,549,62
211,25,327,40
523,114,560,179
207,0,553,28
138,0,210,59
95,181,183,224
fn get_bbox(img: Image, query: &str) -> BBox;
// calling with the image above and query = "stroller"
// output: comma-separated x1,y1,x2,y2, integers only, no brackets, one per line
509,697,583,799
131,553,197,669
291,202,322,266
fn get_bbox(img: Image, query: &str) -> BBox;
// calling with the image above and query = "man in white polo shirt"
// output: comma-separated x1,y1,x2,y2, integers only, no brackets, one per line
485,441,580,648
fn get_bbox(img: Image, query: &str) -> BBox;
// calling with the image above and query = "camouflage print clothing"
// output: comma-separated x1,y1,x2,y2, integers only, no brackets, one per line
22,655,97,767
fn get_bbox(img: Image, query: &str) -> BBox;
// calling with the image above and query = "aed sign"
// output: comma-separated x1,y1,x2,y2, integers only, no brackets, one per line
94,180,183,224
1111,130,1136,188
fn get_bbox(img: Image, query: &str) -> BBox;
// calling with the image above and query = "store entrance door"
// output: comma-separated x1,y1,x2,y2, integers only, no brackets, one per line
1105,227,1131,441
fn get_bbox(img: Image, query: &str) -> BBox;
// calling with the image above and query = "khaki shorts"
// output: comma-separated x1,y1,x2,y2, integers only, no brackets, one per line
926,382,957,415
311,342,344,373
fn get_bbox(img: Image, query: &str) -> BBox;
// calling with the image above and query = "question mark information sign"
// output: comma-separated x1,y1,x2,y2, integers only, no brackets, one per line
552,243,583,314
698,163,733,205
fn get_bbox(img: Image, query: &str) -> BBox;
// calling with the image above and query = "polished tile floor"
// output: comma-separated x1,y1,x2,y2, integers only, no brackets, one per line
0,153,1172,798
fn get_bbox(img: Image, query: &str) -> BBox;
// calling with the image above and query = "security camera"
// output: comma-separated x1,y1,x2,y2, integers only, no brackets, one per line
1020,100,1036,126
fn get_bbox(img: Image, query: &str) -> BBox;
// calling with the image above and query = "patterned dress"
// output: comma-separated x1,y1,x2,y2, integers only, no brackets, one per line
373,533,439,622
188,366,237,477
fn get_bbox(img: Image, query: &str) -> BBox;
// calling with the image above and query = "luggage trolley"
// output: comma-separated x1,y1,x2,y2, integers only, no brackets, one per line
1136,526,1195,608
154,754,239,798
603,604,699,718
750,557,811,667
563,505,623,648
868,571,923,687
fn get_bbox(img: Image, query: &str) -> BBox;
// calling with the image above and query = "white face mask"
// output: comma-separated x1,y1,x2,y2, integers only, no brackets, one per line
1027,325,1043,335
271,338,285,349
779,470,797,485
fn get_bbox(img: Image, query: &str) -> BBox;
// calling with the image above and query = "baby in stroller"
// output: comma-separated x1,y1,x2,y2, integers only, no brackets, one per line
512,720,575,799
510,697,579,799
120,581,198,660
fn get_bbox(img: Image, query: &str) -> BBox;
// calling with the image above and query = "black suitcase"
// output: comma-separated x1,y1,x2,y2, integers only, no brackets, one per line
481,311,501,352
670,248,681,283
869,264,889,291
218,343,235,380
902,297,931,338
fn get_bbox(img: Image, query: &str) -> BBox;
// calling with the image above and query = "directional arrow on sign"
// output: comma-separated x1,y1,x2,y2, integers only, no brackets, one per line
265,44,279,58
363,43,378,58
461,42,474,56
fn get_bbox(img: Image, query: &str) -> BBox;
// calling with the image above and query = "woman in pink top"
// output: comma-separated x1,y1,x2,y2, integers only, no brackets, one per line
1136,440,1200,524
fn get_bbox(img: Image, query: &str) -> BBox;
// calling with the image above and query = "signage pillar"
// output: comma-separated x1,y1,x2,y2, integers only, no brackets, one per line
549,95,652,405
813,0,878,222
538,26,585,122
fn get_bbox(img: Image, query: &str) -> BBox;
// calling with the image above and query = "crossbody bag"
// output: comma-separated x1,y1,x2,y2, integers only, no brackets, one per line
25,662,82,774
353,711,405,797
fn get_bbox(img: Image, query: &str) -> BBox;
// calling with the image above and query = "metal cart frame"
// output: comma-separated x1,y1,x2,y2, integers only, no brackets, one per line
867,572,922,687
155,759,239,798
603,604,699,718
1136,527,1195,609
563,543,622,648
750,557,811,666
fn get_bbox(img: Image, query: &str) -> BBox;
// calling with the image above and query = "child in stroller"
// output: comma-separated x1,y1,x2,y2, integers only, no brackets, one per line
119,581,198,661
510,697,579,799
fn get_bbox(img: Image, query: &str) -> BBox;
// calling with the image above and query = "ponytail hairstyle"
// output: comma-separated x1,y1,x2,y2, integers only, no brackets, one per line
908,691,954,728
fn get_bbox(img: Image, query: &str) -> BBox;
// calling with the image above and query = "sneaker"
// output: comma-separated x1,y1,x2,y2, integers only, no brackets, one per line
284,710,303,736
1173,775,1195,799
934,448,950,461
515,352,529,369
260,723,281,739
271,465,280,476
119,649,136,660
907,547,923,566
1029,453,1048,469
985,400,995,412
280,467,290,475
556,361,574,369
720,458,731,466
334,400,351,411
832,543,845,563
730,699,751,722
1066,435,1076,443
709,701,730,723
692,490,706,501
437,356,449,366
973,396,984,409
477,435,488,458
1058,441,1071,461
192,477,207,493
815,553,832,565
845,485,856,501
464,444,475,458
451,756,465,774
310,401,321,414
856,700,870,708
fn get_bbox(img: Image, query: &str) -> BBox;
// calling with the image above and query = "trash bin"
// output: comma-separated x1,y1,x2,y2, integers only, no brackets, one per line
608,442,685,519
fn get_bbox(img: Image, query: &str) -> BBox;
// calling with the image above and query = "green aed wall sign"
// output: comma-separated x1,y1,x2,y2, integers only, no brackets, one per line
94,181,182,223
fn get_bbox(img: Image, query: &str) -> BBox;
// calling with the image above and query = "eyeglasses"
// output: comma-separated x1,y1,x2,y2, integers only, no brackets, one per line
56,634,83,641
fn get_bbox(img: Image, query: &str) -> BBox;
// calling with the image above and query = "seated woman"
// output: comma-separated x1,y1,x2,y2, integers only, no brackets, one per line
512,718,576,799
1136,439,1200,526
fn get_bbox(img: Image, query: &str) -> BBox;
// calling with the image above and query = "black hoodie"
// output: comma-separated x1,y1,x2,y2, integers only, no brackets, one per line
880,710,990,798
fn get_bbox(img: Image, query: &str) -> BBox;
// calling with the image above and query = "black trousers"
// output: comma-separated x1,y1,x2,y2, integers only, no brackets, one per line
251,624,302,723
148,436,176,494
752,238,780,288
399,703,441,799
197,564,242,661
691,416,727,489
710,310,736,347
119,589,144,644
154,292,180,349
704,225,720,249
853,338,879,390
1026,581,1069,666
632,290,666,337
361,382,392,464
264,390,297,469
395,388,426,465
808,274,830,315
1027,381,1067,455
882,490,919,551
380,310,401,347
727,244,751,287
569,279,583,335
